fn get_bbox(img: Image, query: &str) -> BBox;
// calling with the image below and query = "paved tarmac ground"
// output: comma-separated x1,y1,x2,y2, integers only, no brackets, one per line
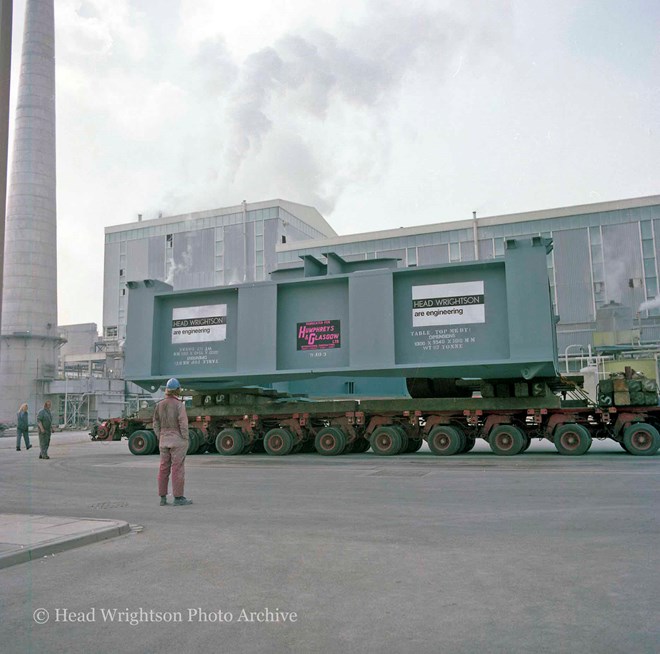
0,431,658,654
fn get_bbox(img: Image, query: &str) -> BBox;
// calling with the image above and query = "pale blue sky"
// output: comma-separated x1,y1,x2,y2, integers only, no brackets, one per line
7,0,660,325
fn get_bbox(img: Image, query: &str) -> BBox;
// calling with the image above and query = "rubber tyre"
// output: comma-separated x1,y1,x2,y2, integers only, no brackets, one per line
128,430,154,455
428,425,465,456
186,430,200,455
370,426,403,455
315,427,347,456
393,426,409,454
488,425,525,456
554,423,592,456
146,430,158,455
351,438,371,453
264,428,295,456
405,438,424,453
460,436,476,454
189,427,206,454
521,436,532,452
622,423,660,456
216,428,245,455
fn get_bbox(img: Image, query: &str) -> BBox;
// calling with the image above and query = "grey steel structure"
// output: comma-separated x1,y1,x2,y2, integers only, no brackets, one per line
124,238,557,390
0,0,59,422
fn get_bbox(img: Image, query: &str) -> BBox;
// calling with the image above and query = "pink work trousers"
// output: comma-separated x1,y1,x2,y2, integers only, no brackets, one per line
158,443,187,497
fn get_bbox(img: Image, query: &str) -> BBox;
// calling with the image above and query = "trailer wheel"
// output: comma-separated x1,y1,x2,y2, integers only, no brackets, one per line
521,436,532,452
370,426,403,455
488,425,525,456
460,436,476,454
186,430,200,455
405,438,424,453
216,428,245,455
393,426,409,454
147,431,159,455
264,428,295,456
190,428,206,454
352,438,371,453
315,427,347,456
428,425,465,456
128,430,154,456
622,423,660,456
554,424,592,455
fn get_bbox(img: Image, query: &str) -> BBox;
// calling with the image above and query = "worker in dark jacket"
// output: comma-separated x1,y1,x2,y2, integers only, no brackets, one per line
16,403,31,451
37,400,53,459
153,378,192,506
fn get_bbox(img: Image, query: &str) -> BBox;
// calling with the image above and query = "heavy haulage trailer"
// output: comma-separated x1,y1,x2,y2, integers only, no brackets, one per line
104,237,659,457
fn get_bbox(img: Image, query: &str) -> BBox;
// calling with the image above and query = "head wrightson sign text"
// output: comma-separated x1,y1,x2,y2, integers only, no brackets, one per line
412,282,485,326
172,304,227,344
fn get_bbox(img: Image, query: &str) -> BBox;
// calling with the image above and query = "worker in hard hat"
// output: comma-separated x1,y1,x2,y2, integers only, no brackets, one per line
153,378,193,506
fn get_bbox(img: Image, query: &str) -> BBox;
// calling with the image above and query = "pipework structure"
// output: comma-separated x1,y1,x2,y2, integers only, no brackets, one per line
0,0,60,421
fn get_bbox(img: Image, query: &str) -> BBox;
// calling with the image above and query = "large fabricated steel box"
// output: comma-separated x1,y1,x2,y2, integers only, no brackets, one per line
124,237,558,391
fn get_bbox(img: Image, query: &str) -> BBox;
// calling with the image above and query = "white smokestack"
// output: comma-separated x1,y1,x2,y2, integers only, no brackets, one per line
0,0,60,420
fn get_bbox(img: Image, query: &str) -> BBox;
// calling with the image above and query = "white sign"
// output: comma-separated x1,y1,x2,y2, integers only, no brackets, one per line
412,281,485,326
171,304,227,343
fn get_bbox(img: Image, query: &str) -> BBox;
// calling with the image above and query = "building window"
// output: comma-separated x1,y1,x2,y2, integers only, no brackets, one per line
407,247,417,267
105,326,118,338
166,234,173,248
121,288,126,296
119,268,124,277
281,235,287,244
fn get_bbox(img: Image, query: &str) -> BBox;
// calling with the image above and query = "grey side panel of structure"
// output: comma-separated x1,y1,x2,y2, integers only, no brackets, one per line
124,238,559,391
0,0,58,421
124,280,173,390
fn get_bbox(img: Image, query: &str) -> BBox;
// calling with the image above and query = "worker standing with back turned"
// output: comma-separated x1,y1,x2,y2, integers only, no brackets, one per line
153,378,193,506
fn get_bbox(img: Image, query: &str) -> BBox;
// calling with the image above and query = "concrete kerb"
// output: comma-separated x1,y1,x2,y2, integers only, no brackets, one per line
0,514,131,570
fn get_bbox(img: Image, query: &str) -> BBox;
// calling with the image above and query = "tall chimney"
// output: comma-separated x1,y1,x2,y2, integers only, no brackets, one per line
0,0,13,330
0,0,59,421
